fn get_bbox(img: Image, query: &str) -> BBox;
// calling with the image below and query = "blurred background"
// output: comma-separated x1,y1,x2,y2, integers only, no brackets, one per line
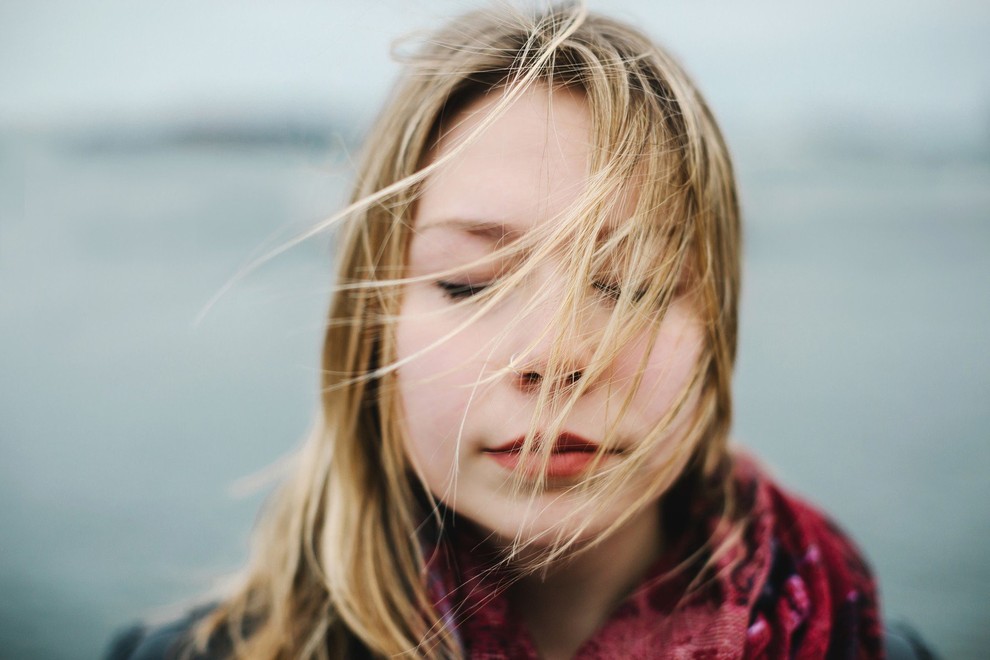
1,0,988,657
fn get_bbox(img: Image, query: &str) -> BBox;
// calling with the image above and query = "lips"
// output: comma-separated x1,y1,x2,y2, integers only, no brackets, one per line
484,432,618,478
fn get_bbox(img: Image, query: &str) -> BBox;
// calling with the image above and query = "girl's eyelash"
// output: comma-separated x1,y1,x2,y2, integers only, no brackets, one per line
593,280,623,300
436,280,489,300
593,281,646,302
438,279,676,303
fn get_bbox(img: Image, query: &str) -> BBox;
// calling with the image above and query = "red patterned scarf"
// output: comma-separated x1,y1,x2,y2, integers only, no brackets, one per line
423,456,883,658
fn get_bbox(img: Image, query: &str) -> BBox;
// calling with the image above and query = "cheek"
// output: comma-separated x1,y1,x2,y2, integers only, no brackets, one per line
615,313,705,424
392,287,487,470
394,288,485,393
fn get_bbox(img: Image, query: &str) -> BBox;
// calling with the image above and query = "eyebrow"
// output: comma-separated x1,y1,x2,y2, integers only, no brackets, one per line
416,218,523,243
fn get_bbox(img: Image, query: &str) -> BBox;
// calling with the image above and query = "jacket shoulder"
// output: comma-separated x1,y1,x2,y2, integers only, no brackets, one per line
104,606,223,660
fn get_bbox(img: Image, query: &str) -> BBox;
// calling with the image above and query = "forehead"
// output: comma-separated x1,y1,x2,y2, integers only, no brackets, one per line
414,85,635,239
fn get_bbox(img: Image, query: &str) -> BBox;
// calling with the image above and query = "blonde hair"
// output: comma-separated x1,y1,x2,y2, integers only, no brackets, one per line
194,2,740,657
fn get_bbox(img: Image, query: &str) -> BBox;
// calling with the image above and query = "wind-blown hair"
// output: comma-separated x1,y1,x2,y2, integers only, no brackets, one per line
195,2,741,657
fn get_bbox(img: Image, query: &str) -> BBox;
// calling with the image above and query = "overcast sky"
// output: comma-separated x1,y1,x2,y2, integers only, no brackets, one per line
2,0,988,138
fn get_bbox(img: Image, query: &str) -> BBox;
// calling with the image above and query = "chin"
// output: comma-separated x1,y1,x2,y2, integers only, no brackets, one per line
463,502,615,553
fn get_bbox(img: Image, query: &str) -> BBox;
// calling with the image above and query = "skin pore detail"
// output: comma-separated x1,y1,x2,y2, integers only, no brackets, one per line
394,85,705,658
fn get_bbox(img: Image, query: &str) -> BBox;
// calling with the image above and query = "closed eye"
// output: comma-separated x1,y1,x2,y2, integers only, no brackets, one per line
436,280,490,300
592,280,646,303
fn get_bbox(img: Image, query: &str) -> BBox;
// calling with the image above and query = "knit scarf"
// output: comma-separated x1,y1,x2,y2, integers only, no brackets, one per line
422,456,883,659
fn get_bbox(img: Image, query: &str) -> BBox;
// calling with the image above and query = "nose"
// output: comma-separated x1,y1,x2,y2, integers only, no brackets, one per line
511,355,584,394
506,300,598,396
504,267,606,396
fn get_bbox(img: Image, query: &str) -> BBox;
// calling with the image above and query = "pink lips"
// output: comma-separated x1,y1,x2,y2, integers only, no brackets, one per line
484,432,617,478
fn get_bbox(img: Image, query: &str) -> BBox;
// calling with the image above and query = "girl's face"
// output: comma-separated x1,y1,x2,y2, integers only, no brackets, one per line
394,86,704,547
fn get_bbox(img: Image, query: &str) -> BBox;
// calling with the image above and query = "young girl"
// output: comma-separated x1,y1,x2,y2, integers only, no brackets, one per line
110,3,894,658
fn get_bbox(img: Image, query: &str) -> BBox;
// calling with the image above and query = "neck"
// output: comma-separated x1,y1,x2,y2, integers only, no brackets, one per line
508,502,664,660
